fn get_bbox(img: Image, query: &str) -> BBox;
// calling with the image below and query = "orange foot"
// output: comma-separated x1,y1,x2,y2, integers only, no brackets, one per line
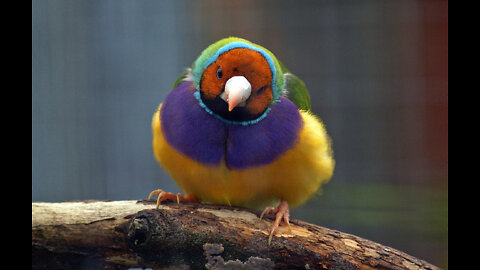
148,189,200,209
260,200,291,245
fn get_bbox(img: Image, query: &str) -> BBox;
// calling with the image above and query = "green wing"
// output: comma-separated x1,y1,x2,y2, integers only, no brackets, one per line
278,60,311,111
171,69,189,91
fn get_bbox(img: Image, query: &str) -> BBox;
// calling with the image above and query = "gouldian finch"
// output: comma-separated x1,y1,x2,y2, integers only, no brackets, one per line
150,37,334,244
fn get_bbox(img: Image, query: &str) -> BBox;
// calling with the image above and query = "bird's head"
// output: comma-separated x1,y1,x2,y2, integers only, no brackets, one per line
191,37,285,123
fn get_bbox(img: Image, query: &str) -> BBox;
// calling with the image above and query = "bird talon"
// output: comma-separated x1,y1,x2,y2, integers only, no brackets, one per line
260,206,274,220
148,189,200,208
261,200,290,246
156,191,165,209
268,229,275,246
148,189,163,200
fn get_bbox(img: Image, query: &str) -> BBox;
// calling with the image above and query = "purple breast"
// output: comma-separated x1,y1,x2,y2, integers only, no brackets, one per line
160,81,302,170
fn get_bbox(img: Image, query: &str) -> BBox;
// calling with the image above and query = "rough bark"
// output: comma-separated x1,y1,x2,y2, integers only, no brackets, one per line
32,200,441,270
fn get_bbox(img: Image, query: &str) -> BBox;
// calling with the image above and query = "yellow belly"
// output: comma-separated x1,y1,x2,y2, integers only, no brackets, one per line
152,104,334,210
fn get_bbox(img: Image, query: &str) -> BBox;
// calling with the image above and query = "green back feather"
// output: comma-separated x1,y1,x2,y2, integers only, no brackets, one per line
284,72,311,111
171,69,189,90
278,60,311,111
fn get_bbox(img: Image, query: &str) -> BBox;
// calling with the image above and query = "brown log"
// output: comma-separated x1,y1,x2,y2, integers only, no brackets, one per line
32,200,441,270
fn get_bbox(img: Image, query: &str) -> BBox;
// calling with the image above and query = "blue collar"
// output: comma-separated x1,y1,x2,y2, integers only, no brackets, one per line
193,90,272,126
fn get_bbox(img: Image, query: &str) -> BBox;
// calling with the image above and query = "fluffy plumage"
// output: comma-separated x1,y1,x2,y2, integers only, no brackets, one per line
151,37,334,243
153,95,333,209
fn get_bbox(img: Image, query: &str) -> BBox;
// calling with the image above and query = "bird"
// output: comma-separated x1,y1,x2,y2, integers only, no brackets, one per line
149,37,334,245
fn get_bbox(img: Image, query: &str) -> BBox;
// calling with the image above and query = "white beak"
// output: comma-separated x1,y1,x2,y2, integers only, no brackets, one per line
219,76,252,111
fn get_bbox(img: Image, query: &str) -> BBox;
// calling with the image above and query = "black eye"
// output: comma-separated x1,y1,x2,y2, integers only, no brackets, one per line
216,67,223,79
256,86,266,95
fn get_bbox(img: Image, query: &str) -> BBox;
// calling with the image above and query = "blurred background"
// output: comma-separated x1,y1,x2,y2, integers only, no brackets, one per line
32,0,448,268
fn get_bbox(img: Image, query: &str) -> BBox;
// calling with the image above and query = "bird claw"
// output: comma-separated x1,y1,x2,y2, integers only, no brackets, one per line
260,200,291,245
148,189,200,209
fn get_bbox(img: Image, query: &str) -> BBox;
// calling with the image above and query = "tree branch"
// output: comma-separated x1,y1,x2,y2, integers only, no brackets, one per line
32,200,441,270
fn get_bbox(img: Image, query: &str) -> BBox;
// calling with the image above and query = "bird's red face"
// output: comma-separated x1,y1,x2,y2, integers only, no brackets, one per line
199,48,274,121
